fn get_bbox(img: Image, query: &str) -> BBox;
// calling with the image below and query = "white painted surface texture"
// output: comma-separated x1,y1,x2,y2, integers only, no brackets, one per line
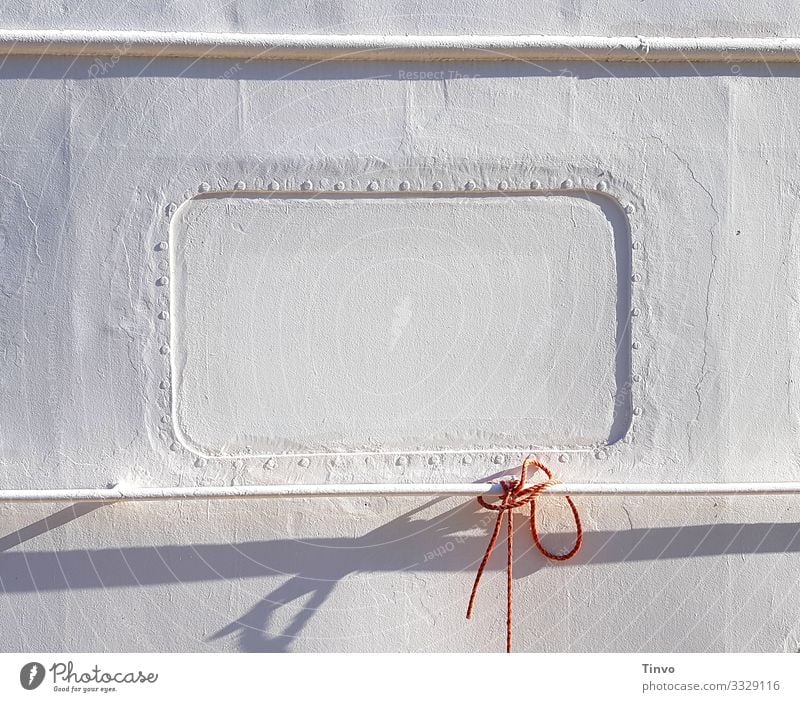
2,3,800,653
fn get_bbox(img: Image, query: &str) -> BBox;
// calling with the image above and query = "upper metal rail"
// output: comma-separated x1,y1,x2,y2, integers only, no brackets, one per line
1,30,800,63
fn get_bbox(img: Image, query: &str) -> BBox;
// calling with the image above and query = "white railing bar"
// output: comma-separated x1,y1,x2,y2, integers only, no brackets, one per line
0,482,799,502
0,30,800,63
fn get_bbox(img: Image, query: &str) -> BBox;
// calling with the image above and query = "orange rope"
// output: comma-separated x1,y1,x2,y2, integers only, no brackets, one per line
466,456,583,652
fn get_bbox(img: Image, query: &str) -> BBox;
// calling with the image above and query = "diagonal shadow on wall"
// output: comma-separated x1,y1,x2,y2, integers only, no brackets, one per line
1,499,800,651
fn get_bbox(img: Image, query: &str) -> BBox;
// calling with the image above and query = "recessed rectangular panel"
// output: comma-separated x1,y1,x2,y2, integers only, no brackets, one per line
170,191,630,456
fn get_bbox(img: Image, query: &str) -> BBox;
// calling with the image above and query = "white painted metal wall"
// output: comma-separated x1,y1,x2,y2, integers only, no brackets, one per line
2,2,800,652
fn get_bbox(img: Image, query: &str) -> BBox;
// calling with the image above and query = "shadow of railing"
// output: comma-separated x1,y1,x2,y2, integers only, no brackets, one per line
1,497,799,650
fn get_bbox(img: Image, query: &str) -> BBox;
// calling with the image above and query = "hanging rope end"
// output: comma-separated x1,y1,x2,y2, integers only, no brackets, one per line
465,456,583,652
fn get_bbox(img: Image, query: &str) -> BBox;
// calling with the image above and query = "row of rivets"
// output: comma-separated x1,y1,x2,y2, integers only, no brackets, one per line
188,449,661,467
188,180,633,207
629,199,644,446
157,203,174,453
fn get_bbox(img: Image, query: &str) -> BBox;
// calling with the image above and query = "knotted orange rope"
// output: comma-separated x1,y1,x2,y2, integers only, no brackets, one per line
466,456,583,653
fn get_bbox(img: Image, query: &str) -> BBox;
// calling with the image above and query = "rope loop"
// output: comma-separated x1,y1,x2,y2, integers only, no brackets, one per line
466,456,583,652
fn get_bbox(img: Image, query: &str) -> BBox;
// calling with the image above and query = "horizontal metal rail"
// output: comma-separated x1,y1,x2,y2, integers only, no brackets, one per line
0,482,799,502
0,30,800,63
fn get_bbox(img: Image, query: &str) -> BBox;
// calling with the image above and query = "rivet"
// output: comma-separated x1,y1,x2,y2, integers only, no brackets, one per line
164,203,177,217
633,407,643,416
428,455,441,466
559,453,569,463
462,454,473,464
631,307,640,317
194,457,207,467
632,273,642,283
432,181,443,191
367,181,379,191
632,241,641,250
158,310,169,321
561,178,574,189
624,203,636,215
170,442,181,452
530,180,542,190
399,181,411,191
594,449,608,460
155,241,168,252
633,373,642,382
158,261,170,274
264,458,276,469
334,181,345,191
465,180,476,191
160,415,170,425
395,455,408,466
301,180,313,191
160,344,170,355
632,341,641,350
596,181,609,192
268,180,280,191
298,457,310,467
233,180,246,191
198,182,211,193
492,454,505,464
159,379,170,390
156,276,169,286
498,180,509,191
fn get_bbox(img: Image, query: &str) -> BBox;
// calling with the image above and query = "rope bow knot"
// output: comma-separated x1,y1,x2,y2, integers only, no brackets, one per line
466,456,583,652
